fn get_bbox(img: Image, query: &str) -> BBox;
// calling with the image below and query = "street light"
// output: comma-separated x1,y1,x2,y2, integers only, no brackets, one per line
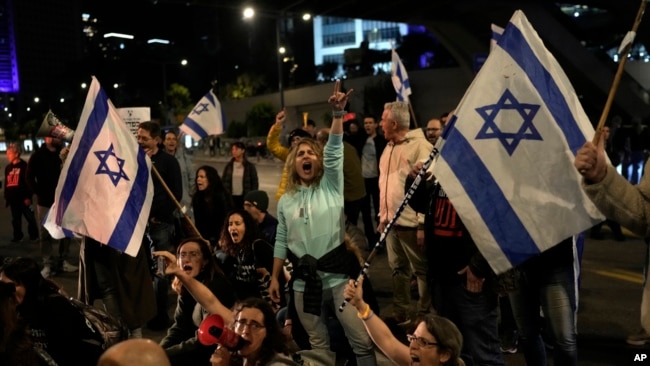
242,4,310,109
161,58,189,105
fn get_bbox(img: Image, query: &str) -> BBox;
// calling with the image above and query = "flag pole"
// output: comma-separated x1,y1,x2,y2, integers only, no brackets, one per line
408,101,419,128
339,146,438,311
151,165,204,241
592,0,647,144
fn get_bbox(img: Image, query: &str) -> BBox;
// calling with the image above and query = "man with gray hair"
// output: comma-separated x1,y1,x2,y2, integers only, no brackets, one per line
378,101,433,325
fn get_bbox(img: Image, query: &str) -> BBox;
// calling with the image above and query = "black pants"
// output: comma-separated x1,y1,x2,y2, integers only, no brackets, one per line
9,201,38,240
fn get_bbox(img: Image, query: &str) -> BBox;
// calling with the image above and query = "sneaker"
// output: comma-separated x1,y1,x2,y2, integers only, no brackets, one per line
627,329,650,346
41,265,51,278
500,330,519,353
62,261,79,273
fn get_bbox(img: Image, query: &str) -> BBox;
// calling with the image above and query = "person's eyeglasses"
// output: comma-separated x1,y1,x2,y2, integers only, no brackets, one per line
234,319,265,332
407,334,439,348
179,251,201,259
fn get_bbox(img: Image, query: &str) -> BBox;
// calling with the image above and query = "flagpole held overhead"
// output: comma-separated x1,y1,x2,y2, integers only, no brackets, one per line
592,0,647,145
391,47,418,127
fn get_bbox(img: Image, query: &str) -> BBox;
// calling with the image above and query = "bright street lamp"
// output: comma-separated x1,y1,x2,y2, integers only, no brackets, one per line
243,4,310,108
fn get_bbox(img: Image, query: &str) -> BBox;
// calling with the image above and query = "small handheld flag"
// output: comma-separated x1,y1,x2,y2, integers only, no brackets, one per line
180,89,226,141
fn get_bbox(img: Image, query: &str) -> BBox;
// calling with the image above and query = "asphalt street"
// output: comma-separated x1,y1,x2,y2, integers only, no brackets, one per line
1,148,649,365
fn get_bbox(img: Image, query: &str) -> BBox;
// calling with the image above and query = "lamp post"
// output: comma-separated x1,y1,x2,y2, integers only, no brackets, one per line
243,2,307,109
160,58,188,106
276,18,284,108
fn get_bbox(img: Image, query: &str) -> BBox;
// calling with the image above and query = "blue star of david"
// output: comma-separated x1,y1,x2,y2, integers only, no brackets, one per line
475,89,542,155
94,143,129,187
192,103,210,115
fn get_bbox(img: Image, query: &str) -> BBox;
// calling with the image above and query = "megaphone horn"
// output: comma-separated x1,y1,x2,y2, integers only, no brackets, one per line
37,110,74,142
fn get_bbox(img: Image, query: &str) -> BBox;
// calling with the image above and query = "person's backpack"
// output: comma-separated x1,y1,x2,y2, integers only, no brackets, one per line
66,296,129,350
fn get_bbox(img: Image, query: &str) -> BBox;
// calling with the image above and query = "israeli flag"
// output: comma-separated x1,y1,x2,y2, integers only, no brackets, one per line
432,10,604,274
45,76,153,257
391,48,411,102
490,23,504,52
180,89,226,141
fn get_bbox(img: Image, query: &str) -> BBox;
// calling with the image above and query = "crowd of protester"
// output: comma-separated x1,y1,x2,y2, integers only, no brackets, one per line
2,79,649,366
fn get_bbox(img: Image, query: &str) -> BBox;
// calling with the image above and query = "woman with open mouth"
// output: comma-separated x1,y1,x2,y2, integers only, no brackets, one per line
192,165,234,249
344,277,464,366
217,209,281,312
160,237,236,366
152,252,299,366
265,80,389,365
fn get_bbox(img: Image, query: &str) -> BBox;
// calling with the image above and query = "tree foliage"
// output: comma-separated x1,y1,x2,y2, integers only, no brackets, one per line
226,120,247,138
225,73,268,100
245,102,275,137
167,83,194,125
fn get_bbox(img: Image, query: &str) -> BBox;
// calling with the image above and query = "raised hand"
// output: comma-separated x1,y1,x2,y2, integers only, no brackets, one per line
327,79,353,112
275,108,286,127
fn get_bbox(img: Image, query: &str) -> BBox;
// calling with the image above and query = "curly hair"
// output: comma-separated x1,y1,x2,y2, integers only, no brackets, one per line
219,209,262,258
284,139,324,194
171,237,225,295
231,297,290,366
192,165,230,205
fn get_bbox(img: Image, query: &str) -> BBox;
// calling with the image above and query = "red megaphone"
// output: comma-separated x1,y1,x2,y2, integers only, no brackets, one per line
198,314,247,351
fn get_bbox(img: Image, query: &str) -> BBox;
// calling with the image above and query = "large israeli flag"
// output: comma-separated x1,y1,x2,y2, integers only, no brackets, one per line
45,76,153,257
180,89,226,141
391,48,411,102
432,10,604,274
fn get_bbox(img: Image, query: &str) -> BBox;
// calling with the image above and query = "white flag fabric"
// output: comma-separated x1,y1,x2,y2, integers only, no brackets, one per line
490,23,504,52
45,76,153,257
391,49,411,102
432,10,604,274
180,89,225,141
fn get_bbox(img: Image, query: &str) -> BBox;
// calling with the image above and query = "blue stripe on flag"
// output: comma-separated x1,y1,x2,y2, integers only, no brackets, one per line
205,91,216,106
442,121,541,266
500,24,585,154
183,118,209,139
107,149,149,252
57,88,109,221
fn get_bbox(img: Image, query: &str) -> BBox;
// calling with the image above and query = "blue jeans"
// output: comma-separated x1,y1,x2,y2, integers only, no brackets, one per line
508,265,577,366
147,221,175,319
434,278,504,366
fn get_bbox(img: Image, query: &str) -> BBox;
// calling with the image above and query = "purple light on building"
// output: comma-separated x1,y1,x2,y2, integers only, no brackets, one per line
0,0,20,92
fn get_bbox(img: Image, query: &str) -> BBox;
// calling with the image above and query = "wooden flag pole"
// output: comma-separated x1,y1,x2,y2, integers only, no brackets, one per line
592,0,647,144
151,165,204,241
408,101,419,128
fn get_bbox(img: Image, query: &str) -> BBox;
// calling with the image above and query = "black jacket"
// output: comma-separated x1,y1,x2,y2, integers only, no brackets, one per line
160,273,235,366
26,146,62,208
150,149,182,223
407,176,493,282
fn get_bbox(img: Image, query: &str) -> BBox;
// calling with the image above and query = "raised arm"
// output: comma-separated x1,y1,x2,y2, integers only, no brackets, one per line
343,277,410,365
267,109,290,161
153,251,234,325
328,80,352,136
